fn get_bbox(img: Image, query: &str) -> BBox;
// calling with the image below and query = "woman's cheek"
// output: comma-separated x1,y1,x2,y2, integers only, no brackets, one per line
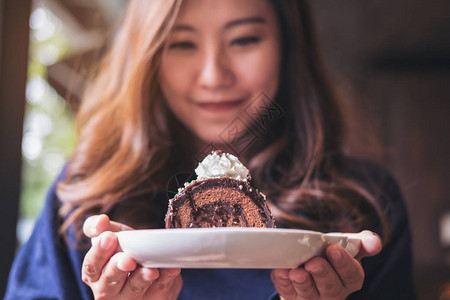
236,47,280,98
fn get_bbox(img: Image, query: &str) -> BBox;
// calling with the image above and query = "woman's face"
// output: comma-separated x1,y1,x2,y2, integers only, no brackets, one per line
158,0,281,145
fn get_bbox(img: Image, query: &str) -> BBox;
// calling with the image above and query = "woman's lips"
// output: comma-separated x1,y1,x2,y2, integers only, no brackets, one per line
195,99,245,113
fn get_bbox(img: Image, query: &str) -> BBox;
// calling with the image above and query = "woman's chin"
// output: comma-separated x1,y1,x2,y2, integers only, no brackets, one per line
187,121,256,153
194,134,251,156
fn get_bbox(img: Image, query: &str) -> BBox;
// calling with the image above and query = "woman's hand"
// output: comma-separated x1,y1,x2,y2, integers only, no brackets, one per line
271,230,381,300
81,214,183,300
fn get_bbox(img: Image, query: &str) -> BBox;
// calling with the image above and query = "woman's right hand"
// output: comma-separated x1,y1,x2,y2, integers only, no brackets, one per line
82,214,183,300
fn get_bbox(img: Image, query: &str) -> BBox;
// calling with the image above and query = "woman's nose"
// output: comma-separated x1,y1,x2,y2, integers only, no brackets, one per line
197,48,234,89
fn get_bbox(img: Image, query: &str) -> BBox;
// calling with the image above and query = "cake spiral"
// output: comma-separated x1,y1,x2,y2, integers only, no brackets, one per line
165,150,275,228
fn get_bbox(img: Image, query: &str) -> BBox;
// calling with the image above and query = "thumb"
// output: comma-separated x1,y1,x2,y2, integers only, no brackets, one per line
354,230,382,260
83,214,134,238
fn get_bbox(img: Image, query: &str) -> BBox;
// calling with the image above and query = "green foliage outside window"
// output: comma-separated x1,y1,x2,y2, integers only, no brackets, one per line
19,5,76,242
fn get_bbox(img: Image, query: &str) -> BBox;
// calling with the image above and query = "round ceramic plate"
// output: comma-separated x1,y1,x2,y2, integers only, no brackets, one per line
113,228,361,269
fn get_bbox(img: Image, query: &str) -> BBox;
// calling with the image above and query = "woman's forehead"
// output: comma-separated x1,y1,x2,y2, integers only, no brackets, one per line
174,0,277,30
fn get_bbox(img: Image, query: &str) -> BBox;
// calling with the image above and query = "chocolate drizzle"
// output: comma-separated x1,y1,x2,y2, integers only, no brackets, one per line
190,201,248,227
165,177,275,228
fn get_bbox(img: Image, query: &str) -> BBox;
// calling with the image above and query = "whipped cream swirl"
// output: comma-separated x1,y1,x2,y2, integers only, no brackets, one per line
195,151,249,181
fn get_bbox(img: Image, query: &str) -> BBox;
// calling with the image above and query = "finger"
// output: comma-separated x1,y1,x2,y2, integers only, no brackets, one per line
121,268,159,297
96,252,137,296
145,268,182,299
304,256,343,298
326,244,364,292
83,215,111,238
356,230,382,260
271,269,296,299
288,268,320,299
83,215,134,238
82,231,119,284
169,275,183,300
110,220,134,232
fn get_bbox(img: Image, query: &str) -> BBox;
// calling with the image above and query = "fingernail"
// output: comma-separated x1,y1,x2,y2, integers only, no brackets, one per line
291,273,308,284
142,268,154,283
371,232,380,239
330,249,342,262
168,268,181,277
100,235,114,250
116,254,136,271
90,216,101,236
116,258,128,271
308,264,323,275
373,233,382,247
93,214,108,234
276,269,289,280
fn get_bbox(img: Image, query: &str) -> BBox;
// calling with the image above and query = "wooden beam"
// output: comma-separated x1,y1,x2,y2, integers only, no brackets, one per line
0,0,31,296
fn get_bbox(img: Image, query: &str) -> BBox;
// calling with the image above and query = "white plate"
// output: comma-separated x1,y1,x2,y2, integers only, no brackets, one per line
114,228,361,269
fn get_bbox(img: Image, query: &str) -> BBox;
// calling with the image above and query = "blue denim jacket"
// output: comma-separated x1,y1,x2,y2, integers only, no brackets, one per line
5,160,416,299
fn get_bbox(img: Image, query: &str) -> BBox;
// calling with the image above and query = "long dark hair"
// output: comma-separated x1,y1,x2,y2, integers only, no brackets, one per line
242,1,387,236
57,0,388,241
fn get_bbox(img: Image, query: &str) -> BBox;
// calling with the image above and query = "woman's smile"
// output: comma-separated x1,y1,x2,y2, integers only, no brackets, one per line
192,98,246,113
158,0,281,143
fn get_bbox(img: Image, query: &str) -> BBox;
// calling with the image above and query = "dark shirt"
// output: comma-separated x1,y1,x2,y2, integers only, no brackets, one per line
5,161,416,299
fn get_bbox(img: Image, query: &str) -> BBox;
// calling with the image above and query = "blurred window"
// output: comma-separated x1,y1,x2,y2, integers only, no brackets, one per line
19,5,75,244
19,0,126,245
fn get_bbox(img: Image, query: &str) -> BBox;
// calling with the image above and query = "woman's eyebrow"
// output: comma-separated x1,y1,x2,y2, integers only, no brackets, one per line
172,16,266,32
225,16,266,29
172,24,196,32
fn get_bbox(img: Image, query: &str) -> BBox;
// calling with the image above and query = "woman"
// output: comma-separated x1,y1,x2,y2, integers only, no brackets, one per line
6,0,416,299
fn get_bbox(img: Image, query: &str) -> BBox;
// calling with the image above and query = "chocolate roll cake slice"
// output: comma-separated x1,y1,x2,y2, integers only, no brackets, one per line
165,151,275,228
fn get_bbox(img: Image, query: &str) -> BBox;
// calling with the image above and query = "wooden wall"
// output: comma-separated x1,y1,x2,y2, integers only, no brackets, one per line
311,1,450,298
0,0,31,296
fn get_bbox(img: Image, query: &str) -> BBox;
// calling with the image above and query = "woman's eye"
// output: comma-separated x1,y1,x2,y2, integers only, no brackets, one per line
168,41,196,50
231,36,261,47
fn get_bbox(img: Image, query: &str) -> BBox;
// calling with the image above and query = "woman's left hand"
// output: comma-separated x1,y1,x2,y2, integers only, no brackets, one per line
271,230,381,300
